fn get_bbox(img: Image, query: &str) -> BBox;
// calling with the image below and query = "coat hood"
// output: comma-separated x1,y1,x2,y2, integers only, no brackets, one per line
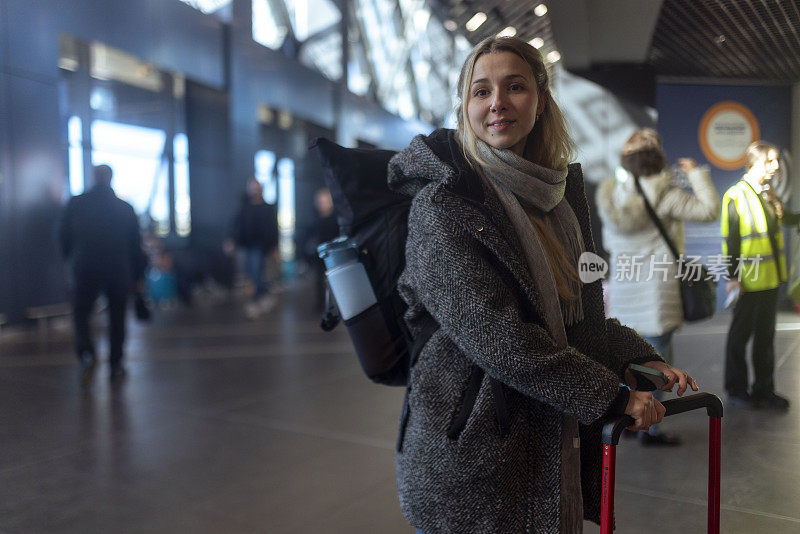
596,172,671,234
387,128,460,197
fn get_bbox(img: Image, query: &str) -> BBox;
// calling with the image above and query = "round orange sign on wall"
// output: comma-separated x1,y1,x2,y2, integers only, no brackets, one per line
698,101,760,170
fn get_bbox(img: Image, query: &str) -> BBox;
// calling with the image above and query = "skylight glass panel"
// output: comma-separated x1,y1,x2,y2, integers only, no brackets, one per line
179,0,232,14
356,0,414,113
282,0,341,42
347,35,372,96
253,0,289,50
299,31,343,81
349,0,468,125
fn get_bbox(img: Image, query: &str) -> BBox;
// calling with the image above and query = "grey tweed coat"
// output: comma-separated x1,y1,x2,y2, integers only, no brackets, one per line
388,129,661,534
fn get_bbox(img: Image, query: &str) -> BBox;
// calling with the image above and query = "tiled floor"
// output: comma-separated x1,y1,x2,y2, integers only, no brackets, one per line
1,280,798,533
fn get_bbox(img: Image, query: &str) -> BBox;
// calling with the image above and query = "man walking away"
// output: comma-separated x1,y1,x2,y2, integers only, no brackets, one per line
59,164,146,386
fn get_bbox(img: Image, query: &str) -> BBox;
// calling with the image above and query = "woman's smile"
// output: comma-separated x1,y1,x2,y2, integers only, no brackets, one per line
487,118,517,132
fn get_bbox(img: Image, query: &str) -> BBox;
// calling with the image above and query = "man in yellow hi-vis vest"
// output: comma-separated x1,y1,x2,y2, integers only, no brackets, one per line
722,141,799,411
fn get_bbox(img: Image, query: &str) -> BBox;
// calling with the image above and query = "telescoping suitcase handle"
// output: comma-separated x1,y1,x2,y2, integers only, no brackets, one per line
600,392,724,534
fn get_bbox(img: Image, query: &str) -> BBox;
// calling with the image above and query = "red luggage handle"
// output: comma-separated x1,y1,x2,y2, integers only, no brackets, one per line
600,392,724,534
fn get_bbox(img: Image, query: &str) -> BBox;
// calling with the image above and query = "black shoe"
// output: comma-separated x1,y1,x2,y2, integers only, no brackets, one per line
638,430,682,446
727,393,755,409
109,364,127,382
752,391,790,411
79,352,96,387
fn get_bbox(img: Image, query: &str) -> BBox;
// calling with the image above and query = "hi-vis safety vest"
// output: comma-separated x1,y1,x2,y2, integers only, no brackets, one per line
721,180,786,292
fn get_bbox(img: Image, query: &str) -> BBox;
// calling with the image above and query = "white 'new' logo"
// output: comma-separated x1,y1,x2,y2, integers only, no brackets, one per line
578,252,608,284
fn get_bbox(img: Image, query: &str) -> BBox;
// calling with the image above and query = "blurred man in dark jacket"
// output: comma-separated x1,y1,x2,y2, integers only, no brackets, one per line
231,178,279,319
59,164,146,385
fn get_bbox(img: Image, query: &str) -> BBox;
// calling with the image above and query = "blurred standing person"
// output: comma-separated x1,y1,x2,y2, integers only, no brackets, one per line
59,164,147,386
722,141,800,411
232,178,279,319
597,129,719,444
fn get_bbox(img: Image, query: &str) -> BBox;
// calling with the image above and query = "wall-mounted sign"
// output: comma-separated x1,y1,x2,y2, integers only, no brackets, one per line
698,101,760,170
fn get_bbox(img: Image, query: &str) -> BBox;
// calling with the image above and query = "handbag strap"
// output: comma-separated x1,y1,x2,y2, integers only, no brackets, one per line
633,177,681,262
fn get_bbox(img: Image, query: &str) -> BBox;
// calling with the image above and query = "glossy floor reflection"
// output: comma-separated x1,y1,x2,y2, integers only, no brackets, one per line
1,279,799,533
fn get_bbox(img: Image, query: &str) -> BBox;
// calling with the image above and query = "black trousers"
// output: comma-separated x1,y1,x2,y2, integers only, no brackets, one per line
72,276,129,365
724,288,778,396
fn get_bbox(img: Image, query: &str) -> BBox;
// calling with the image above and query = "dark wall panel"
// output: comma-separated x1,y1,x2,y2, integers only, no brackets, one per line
7,0,78,80
6,0,225,88
230,130,260,207
8,77,62,207
149,0,226,87
7,74,68,314
91,0,161,68
186,80,233,243
0,71,11,317
230,38,335,131
0,0,7,64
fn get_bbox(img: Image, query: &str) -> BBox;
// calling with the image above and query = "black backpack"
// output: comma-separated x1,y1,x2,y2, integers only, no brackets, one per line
310,137,438,386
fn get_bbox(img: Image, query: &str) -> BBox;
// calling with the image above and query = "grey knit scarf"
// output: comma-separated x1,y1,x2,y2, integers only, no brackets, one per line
476,140,585,348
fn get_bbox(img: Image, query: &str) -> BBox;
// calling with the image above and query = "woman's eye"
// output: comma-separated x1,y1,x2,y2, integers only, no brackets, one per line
474,89,488,97
510,84,524,91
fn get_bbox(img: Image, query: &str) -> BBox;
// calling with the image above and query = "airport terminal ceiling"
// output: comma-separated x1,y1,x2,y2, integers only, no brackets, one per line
172,0,800,132
650,0,800,82
431,0,800,84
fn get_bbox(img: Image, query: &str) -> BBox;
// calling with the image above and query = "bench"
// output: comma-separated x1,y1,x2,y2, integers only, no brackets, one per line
25,303,72,333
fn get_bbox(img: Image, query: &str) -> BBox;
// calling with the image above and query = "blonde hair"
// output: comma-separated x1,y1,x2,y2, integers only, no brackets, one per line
455,36,576,171
744,140,779,170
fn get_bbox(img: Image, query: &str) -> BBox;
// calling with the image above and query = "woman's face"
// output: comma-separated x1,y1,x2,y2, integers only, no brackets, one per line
752,149,781,184
466,51,544,156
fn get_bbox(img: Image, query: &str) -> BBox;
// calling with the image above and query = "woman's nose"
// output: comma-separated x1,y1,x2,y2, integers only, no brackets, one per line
490,92,507,112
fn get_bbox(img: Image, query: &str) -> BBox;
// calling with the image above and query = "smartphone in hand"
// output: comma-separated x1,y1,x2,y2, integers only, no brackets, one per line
627,363,669,391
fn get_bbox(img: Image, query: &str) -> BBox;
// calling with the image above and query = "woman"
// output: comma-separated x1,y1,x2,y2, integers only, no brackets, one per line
388,37,697,534
597,129,719,444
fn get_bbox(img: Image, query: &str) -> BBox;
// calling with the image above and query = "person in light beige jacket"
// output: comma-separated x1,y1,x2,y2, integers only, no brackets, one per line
596,128,719,445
